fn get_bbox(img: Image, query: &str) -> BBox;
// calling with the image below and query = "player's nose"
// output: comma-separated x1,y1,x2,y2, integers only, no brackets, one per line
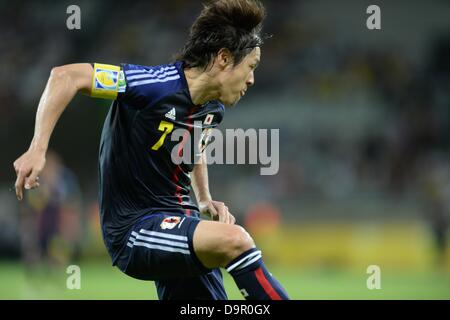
246,71,255,87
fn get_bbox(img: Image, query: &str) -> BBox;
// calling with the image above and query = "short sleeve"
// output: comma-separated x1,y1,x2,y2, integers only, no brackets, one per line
119,62,184,110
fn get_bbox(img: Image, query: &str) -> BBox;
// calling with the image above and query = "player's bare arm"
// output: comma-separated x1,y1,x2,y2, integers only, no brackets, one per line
191,153,236,224
13,63,93,200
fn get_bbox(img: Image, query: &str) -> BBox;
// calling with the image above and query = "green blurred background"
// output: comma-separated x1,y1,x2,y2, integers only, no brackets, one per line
1,0,450,299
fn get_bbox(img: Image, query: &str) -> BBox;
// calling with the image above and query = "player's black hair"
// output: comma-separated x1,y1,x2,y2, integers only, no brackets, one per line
175,0,266,70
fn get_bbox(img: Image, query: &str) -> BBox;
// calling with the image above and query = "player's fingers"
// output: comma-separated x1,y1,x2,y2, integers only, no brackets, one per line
207,203,219,221
14,169,27,201
25,169,40,189
226,209,236,225
215,203,227,223
223,206,231,224
229,213,236,225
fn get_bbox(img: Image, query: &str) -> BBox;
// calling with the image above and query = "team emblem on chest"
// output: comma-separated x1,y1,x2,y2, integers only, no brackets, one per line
204,114,214,125
197,114,215,153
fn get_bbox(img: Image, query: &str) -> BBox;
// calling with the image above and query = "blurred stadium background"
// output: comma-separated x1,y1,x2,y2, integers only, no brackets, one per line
1,0,450,299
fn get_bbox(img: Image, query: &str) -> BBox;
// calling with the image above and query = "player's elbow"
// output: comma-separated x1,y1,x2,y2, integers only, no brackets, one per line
50,65,70,80
49,66,75,90
50,64,91,94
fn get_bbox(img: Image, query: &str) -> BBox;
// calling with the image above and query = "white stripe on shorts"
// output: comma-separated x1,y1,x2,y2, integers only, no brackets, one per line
130,241,190,254
133,234,188,248
138,229,188,241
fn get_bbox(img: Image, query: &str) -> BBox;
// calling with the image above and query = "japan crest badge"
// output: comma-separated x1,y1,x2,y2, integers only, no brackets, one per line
160,216,181,230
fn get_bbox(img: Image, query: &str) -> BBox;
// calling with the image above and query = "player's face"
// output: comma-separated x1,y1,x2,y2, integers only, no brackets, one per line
219,47,260,107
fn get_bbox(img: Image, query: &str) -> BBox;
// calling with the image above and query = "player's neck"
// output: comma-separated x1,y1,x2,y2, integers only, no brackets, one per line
184,68,220,106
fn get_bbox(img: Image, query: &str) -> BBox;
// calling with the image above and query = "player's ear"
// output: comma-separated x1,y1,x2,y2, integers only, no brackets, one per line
216,48,233,69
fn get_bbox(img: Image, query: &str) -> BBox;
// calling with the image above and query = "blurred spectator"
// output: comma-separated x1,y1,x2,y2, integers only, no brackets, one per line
419,155,450,270
19,150,82,272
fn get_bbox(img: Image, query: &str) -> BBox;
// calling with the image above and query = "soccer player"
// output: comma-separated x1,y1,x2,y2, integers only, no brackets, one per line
13,0,289,300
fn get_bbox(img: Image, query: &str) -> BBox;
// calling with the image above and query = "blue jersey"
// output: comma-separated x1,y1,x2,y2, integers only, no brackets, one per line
96,61,225,263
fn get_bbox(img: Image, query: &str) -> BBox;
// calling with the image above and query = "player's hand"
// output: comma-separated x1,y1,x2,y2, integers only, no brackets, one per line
13,149,46,201
199,200,236,225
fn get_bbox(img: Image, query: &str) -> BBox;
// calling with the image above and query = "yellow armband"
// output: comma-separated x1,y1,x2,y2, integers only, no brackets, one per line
91,63,121,99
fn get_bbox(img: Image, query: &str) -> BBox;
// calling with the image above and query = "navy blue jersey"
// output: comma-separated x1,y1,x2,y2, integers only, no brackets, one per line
97,61,225,263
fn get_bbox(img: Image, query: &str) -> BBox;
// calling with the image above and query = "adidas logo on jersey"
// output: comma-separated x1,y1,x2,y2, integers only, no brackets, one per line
165,108,176,120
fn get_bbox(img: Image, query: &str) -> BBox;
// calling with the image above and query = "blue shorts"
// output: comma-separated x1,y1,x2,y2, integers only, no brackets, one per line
115,211,227,300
